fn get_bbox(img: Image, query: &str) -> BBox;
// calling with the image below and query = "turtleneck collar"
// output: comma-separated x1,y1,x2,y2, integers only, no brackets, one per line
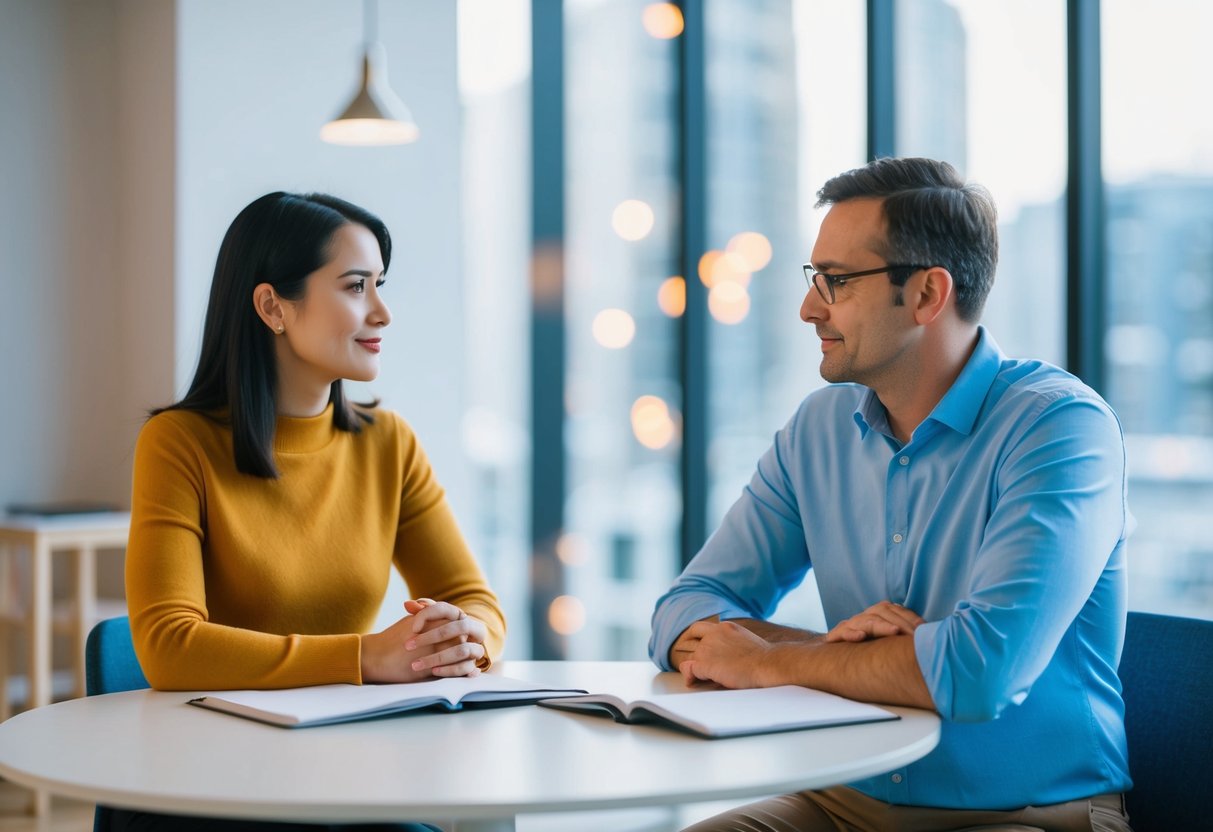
273,403,337,454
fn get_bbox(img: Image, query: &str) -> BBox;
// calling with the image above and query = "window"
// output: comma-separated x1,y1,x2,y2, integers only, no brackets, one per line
493,0,1213,662
704,0,866,630
560,0,683,659
897,0,1067,365
1103,0,1213,619
458,0,533,654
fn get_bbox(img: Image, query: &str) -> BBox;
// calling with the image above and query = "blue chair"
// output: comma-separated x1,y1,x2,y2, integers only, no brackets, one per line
85,616,149,698
1118,611,1213,832
85,616,149,832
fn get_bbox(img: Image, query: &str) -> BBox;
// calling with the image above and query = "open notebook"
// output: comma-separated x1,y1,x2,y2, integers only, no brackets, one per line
539,685,899,739
188,675,587,728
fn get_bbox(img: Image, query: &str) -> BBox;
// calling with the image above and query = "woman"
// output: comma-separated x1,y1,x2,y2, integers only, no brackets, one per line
121,192,505,831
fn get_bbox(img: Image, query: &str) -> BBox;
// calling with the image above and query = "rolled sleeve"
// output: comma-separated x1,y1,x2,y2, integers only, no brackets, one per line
649,414,811,669
913,392,1128,722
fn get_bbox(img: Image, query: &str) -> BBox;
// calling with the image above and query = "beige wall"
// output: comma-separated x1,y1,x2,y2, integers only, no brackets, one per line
0,0,175,697
0,0,174,512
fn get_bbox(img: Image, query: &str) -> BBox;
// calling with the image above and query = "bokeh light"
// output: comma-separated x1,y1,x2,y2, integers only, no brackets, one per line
727,231,773,272
657,276,686,317
710,250,751,287
631,395,677,449
641,3,684,39
548,595,586,635
591,308,636,349
612,199,655,241
697,250,722,287
708,281,751,324
554,533,588,567
698,249,750,288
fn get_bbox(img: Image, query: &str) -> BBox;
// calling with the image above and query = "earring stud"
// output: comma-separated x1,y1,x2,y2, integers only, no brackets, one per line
276,325,284,335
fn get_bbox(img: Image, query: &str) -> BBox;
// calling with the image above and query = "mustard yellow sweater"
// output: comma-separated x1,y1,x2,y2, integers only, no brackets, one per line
125,404,505,690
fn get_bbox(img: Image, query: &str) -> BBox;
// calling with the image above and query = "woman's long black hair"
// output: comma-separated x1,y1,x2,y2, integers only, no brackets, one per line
153,192,391,478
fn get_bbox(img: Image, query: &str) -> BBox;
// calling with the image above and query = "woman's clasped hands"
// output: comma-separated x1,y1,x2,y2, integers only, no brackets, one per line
360,598,488,684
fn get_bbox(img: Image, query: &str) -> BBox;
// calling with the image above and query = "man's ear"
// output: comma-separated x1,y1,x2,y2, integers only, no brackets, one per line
911,266,954,325
252,283,286,334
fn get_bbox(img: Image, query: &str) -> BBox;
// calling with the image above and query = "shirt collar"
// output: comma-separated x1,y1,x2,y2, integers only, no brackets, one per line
853,326,1006,439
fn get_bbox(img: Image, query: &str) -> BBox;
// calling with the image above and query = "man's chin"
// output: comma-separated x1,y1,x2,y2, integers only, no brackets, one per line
819,360,847,384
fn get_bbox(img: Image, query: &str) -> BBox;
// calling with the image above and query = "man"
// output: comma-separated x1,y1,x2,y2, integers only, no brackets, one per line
650,157,1133,832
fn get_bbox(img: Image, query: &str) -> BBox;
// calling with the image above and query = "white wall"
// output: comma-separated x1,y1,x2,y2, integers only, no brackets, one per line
174,0,465,628
1,0,466,635
175,0,466,506
0,0,465,512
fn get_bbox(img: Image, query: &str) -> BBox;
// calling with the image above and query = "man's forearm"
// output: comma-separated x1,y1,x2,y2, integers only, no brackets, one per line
732,618,822,644
763,634,935,710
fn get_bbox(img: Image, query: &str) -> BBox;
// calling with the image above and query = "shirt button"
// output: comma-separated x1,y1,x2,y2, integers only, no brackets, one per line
892,533,903,543
899,456,909,465
891,773,903,784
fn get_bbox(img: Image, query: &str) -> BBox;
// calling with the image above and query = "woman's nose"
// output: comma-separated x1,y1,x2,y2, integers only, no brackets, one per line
372,293,391,327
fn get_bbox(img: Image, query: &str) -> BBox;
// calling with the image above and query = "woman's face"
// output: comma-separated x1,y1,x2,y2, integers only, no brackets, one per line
276,222,391,393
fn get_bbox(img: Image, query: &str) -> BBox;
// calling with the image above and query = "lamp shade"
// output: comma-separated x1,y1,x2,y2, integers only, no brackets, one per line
320,43,419,146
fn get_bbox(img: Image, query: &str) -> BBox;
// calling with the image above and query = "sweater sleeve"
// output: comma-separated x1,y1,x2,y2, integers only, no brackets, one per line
125,414,362,690
389,417,507,666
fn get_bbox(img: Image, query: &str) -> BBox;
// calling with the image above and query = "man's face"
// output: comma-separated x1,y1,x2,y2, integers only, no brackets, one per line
801,198,917,388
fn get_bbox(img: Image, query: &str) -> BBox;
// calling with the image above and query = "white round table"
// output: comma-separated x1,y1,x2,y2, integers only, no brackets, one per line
0,661,940,831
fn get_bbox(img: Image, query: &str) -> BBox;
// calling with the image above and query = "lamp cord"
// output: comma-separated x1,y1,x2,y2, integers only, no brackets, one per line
363,0,376,47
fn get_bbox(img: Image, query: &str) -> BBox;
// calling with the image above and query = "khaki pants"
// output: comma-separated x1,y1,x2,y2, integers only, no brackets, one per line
683,786,1132,832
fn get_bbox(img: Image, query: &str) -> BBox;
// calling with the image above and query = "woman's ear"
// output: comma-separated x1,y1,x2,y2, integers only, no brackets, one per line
252,283,286,334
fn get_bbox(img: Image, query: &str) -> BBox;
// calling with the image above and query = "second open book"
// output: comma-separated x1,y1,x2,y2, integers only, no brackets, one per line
539,685,898,738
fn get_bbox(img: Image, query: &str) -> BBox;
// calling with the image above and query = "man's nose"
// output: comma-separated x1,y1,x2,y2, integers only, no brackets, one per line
801,286,826,323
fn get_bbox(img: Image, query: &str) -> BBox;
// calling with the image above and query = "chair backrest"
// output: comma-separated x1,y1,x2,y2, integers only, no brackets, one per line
85,616,149,832
85,616,149,696
1118,611,1213,832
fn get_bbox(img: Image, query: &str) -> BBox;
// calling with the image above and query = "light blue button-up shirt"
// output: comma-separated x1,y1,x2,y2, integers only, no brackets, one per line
650,328,1132,809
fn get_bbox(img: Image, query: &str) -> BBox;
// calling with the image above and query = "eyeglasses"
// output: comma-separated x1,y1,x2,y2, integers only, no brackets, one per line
802,263,930,305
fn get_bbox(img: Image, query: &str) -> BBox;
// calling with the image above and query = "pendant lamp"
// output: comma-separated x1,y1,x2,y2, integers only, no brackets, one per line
320,0,420,146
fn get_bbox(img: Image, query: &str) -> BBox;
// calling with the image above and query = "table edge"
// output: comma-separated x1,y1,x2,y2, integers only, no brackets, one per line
0,704,940,822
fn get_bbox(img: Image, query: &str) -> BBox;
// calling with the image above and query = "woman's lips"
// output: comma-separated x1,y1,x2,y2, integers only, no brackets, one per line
356,338,382,354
